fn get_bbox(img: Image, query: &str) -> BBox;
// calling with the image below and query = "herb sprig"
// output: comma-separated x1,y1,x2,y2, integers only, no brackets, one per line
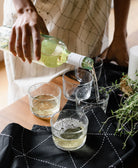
101,72,138,149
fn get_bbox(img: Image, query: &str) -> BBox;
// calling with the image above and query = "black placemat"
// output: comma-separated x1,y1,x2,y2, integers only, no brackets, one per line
0,108,136,168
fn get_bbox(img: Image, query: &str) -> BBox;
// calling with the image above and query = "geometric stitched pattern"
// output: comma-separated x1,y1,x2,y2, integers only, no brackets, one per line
0,108,135,168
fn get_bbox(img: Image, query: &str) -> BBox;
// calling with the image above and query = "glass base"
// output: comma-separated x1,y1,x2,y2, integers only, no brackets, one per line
52,136,86,151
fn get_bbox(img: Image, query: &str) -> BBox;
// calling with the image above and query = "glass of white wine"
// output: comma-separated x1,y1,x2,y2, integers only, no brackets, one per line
28,82,61,119
50,109,88,151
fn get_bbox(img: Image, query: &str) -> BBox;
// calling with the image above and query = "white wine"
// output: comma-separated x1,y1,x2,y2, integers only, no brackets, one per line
0,26,94,69
31,94,60,118
52,118,87,151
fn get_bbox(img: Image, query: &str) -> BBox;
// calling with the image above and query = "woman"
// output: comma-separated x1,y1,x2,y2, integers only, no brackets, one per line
3,0,130,104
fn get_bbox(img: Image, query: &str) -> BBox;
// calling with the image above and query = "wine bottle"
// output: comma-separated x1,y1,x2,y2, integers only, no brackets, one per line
0,26,93,70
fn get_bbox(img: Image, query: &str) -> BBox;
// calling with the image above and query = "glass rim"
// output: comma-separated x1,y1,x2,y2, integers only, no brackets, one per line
94,57,103,70
50,110,88,132
28,82,61,99
82,96,109,105
81,91,109,105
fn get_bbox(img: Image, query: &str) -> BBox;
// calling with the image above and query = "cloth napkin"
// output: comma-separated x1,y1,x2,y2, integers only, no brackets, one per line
0,63,136,168
0,109,135,168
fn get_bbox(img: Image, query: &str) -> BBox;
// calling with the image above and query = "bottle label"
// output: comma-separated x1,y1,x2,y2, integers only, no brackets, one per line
67,52,85,67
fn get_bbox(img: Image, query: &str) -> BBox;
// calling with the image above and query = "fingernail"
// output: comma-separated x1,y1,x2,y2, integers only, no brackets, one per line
28,59,32,64
22,58,26,62
13,51,16,56
36,56,40,61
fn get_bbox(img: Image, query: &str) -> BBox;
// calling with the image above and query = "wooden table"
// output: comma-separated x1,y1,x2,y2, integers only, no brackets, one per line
0,76,137,167
0,76,67,132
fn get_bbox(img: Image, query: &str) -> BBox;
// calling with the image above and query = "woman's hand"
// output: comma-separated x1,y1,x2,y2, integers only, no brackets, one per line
100,0,130,67
9,7,48,63
100,34,129,67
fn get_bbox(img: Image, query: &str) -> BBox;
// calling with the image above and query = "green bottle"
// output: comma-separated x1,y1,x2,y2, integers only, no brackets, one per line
0,26,93,70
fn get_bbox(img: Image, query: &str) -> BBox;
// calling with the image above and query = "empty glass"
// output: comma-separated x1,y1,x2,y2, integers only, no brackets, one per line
50,109,88,151
28,82,61,118
62,69,93,102
77,87,109,114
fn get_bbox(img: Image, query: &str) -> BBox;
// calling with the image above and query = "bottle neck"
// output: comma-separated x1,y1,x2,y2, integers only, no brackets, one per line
67,52,86,67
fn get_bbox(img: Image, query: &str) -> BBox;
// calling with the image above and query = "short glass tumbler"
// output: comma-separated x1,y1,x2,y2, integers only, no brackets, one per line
28,82,61,118
79,87,109,114
62,69,93,102
50,109,88,151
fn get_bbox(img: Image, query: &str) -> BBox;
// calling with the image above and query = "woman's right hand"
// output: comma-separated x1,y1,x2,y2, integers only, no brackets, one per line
9,6,48,63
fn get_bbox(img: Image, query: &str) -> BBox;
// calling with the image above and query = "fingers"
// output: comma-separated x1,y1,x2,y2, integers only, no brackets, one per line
31,24,41,60
8,9,48,63
9,27,16,56
16,27,25,62
9,25,32,63
10,26,26,62
22,25,32,63
10,24,41,63
9,14,46,63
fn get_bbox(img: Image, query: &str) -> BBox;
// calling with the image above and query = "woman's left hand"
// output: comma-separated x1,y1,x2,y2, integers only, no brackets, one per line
100,35,129,67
